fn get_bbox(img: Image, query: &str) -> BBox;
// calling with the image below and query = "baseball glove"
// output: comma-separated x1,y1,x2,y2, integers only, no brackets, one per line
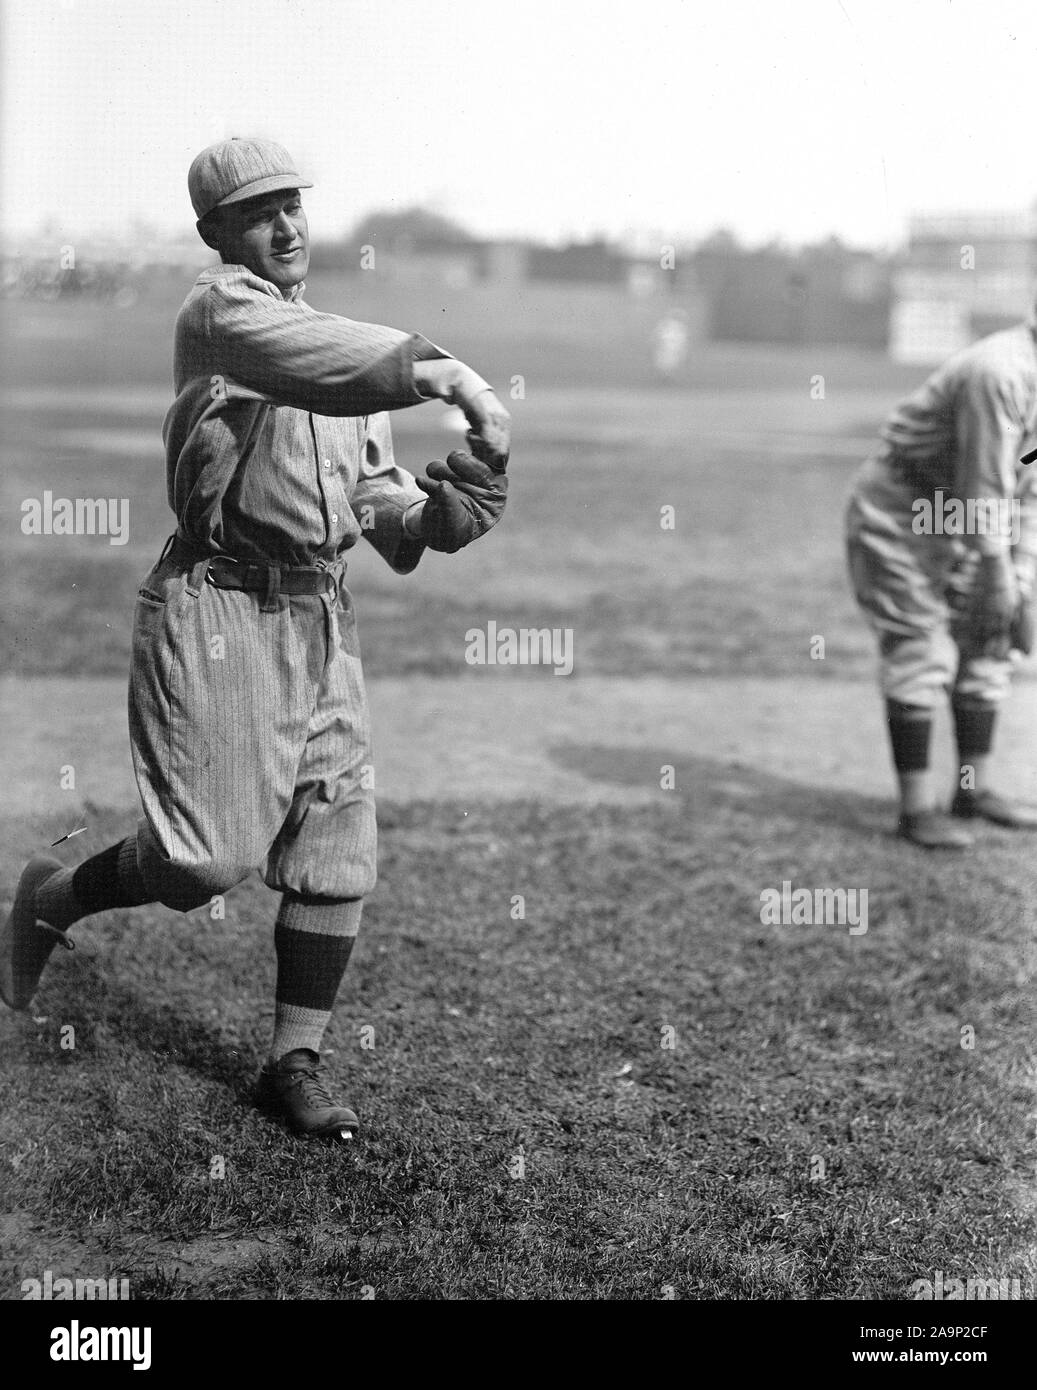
416,449,508,554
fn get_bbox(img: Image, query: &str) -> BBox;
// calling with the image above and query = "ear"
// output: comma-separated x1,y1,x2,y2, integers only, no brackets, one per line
196,214,223,252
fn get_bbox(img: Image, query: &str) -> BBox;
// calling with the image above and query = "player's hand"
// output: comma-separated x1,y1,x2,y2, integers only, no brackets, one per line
411,359,511,469
455,385,510,470
415,449,509,553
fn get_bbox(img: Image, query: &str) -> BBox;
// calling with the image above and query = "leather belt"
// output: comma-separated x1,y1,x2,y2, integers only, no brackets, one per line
164,534,344,611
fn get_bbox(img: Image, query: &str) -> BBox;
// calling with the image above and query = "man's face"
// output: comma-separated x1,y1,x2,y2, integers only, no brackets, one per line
205,189,310,291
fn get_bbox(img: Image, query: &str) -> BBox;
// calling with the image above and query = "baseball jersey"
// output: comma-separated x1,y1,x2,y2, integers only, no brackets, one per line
162,264,466,571
878,323,1037,559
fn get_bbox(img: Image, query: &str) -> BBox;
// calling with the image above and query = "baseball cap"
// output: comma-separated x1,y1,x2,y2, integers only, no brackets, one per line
188,137,313,220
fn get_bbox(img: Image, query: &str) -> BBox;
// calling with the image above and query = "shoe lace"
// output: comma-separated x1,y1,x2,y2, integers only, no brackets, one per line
289,1065,335,1108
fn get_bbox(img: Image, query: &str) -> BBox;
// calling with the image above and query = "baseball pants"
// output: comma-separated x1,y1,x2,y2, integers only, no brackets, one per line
128,545,377,911
845,456,1014,709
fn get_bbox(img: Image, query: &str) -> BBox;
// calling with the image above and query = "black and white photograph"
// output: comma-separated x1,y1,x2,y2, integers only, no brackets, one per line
0,0,1034,1351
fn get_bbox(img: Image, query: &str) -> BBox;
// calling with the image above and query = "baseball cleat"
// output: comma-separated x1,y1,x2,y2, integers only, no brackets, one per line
896,811,974,850
950,789,1037,829
256,1048,360,1139
0,855,76,1011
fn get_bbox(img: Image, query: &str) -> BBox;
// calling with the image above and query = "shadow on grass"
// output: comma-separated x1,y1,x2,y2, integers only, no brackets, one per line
547,743,893,837
52,942,261,1101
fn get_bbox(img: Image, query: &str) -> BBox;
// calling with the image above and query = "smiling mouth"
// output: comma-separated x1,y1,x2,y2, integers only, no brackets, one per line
271,247,303,260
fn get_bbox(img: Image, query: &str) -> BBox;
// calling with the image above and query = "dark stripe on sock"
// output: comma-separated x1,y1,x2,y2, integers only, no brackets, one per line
886,700,932,772
71,837,148,914
274,923,356,1012
952,700,997,759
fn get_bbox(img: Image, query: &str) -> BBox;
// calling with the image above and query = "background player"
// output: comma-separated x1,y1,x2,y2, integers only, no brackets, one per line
846,313,1037,848
1,138,511,1138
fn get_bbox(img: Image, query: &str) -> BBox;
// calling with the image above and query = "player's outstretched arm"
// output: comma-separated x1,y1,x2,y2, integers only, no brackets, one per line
200,270,508,446
412,359,511,470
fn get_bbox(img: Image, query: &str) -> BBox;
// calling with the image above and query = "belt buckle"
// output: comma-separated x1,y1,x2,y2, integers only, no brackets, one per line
204,554,240,589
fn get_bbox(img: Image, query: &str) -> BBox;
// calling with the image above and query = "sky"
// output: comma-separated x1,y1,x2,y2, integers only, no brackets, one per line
3,0,1037,251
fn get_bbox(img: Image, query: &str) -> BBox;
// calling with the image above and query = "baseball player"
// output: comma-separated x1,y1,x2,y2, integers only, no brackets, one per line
651,309,690,382
1,138,511,1138
846,314,1037,849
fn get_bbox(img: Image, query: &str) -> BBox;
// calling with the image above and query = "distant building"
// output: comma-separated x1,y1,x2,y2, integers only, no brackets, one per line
890,208,1037,363
526,238,628,285
689,237,892,349
309,227,703,308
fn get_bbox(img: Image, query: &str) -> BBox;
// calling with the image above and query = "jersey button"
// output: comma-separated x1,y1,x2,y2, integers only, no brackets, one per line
324,459,334,471
331,513,339,524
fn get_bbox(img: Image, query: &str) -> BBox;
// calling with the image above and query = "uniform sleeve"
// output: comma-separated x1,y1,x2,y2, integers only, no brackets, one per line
953,366,1028,556
205,271,450,418
350,413,427,574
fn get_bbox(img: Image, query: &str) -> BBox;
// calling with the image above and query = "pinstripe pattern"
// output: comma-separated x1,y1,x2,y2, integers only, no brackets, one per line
846,458,1015,708
130,555,378,909
124,264,471,997
162,266,459,570
188,139,312,219
878,324,1037,562
847,322,1037,711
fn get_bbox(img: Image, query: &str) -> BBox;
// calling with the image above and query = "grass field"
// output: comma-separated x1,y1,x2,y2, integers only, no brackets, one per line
1,286,1035,1301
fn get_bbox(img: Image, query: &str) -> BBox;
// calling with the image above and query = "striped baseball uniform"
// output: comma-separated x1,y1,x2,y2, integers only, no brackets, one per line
846,323,1037,708
129,264,468,909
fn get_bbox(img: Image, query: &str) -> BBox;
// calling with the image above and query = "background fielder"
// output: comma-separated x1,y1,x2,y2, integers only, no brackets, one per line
846,315,1037,849
1,138,511,1137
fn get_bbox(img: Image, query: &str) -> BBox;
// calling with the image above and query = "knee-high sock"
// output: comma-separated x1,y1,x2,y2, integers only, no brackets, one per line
271,893,362,1061
35,836,151,930
952,698,997,788
886,699,932,772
